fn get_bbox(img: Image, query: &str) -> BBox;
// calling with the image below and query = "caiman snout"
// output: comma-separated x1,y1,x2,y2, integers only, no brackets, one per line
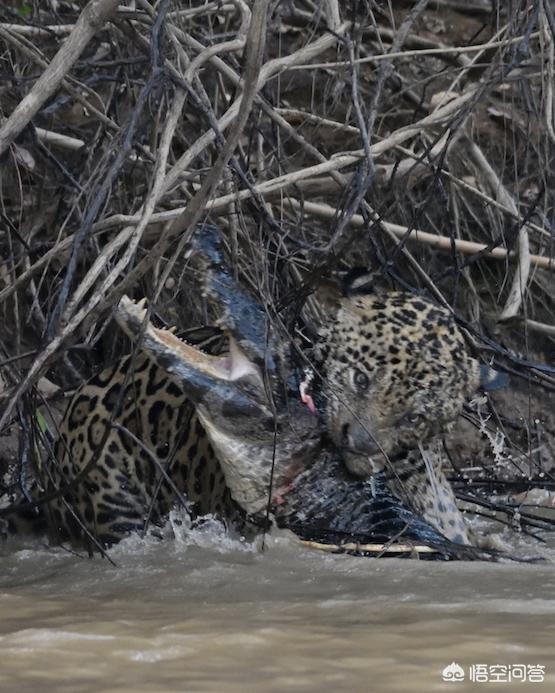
115,297,271,420
115,295,321,515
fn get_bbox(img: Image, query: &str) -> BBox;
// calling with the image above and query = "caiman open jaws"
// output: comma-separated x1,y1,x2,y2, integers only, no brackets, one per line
114,226,501,561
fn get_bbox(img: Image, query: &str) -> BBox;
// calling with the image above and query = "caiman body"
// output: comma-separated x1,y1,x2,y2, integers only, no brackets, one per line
115,298,477,559
111,226,488,560
3,225,494,559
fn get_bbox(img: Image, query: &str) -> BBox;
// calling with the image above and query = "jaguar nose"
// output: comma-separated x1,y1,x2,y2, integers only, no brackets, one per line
342,422,381,457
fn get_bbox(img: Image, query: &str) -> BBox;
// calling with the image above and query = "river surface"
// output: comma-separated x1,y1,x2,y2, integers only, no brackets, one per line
1,518,554,693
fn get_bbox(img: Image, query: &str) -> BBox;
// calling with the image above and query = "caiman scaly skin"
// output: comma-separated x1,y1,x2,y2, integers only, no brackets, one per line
5,225,490,557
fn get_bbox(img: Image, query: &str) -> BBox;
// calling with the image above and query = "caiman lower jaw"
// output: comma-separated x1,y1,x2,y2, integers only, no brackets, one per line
198,412,321,516
115,296,266,399
115,295,322,515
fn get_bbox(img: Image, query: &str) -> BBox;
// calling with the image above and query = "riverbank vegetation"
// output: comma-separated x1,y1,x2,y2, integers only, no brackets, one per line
1,0,554,549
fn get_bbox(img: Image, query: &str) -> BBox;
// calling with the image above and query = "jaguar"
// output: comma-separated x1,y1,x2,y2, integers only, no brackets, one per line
5,226,493,558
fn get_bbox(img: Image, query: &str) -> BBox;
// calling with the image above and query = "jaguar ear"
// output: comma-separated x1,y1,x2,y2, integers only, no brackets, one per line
342,268,375,296
342,267,395,297
479,364,509,391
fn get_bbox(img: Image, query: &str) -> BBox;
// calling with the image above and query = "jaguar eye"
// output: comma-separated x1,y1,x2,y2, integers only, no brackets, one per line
352,369,370,391
406,412,424,425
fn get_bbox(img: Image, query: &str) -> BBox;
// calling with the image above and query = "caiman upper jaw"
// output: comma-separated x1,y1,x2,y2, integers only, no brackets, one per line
115,295,321,517
115,296,268,417
191,224,278,373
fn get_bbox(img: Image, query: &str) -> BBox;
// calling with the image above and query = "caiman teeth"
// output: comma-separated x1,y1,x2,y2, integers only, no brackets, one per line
157,327,198,350
116,295,258,383
127,301,189,339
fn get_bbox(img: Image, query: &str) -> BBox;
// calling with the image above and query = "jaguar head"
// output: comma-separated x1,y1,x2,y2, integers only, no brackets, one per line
317,292,480,478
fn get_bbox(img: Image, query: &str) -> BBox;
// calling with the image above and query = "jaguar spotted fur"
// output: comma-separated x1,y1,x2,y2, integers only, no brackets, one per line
5,226,492,557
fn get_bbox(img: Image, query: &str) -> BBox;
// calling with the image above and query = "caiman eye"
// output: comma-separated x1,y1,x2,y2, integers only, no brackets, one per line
352,368,370,391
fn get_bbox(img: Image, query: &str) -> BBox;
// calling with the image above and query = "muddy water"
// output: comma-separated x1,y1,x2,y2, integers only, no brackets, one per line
1,521,555,693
